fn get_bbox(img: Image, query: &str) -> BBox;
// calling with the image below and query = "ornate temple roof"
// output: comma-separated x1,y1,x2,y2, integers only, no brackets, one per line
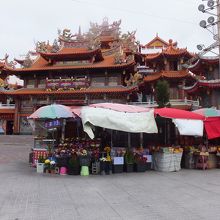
5,54,135,73
3,86,137,96
187,56,219,72
183,79,220,93
143,34,177,49
6,19,137,73
144,39,193,61
144,70,195,82
40,48,103,62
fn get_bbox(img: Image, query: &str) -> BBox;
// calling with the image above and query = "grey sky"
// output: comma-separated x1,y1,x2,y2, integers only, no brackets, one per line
0,0,215,60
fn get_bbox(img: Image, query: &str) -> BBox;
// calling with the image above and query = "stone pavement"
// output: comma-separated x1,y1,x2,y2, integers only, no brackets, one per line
0,136,220,220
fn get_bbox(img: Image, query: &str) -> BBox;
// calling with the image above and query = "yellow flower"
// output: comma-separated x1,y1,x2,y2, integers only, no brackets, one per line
45,159,50,164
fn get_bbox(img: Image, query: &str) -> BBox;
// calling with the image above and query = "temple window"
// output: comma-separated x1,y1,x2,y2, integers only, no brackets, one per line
38,79,46,88
169,61,178,71
91,77,105,87
26,79,35,88
108,76,119,86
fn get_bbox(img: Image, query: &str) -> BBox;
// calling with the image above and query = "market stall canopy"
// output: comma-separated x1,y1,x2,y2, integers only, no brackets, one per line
155,108,205,120
193,108,220,117
89,103,150,113
81,105,158,139
204,117,220,139
192,108,220,139
155,108,204,136
28,104,75,119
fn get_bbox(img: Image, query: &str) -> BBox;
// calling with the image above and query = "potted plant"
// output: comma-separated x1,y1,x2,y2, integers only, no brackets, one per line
68,153,80,175
37,155,45,173
134,154,147,172
124,150,134,172
50,160,56,174
44,159,56,174
79,149,91,176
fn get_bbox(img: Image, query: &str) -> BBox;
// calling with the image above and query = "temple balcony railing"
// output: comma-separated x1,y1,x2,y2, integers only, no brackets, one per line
0,103,15,109
129,99,200,108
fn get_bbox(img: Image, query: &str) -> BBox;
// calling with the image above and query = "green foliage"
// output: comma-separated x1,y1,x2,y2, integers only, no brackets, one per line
38,155,45,163
68,154,80,168
155,80,170,107
124,150,134,164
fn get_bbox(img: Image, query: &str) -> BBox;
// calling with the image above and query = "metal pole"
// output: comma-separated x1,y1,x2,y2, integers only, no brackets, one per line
61,119,66,141
140,133,143,147
128,133,131,148
217,0,220,78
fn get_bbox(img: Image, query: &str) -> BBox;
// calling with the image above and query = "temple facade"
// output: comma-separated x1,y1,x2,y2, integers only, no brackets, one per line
183,56,220,108
0,21,219,134
1,19,139,134
132,35,199,109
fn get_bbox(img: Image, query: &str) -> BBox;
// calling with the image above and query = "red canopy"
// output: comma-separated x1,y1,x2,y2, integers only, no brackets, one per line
204,117,220,139
154,108,205,120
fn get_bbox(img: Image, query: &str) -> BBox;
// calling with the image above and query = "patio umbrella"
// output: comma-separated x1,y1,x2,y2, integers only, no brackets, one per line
28,104,75,141
193,108,220,117
28,104,75,119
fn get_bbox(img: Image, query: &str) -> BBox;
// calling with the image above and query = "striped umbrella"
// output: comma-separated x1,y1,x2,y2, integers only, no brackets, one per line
28,104,75,119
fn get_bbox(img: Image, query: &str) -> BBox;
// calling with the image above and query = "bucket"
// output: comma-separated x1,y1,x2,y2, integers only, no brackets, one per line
60,167,67,175
80,166,89,176
37,163,44,173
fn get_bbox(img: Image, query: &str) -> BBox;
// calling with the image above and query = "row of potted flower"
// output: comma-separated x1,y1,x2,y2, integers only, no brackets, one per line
36,149,150,175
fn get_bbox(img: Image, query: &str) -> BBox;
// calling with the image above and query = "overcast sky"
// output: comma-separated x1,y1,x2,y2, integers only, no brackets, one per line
0,0,216,60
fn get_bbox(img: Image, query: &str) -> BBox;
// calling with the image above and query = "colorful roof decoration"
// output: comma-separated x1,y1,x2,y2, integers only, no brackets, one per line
5,19,137,73
184,79,220,94
144,70,195,82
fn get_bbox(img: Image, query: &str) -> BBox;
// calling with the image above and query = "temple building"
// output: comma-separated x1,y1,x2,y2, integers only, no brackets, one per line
134,35,199,109
0,21,219,135
183,56,220,108
1,19,139,134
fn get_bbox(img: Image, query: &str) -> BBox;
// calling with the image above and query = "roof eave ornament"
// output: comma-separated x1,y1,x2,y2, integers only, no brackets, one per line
5,54,17,69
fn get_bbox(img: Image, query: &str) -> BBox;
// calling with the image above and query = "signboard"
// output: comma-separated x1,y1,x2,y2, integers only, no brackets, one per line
46,78,89,90
20,117,32,134
44,119,62,129
113,157,124,165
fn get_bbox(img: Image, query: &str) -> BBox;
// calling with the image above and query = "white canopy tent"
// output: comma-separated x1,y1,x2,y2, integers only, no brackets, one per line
80,107,158,139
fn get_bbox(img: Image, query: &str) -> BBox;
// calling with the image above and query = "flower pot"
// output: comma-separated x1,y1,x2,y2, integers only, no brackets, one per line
68,166,80,175
50,169,56,174
124,163,134,172
113,165,123,173
135,163,147,172
56,157,69,167
36,163,44,173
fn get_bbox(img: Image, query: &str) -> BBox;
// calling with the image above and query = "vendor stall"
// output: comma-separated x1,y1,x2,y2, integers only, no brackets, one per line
152,147,183,172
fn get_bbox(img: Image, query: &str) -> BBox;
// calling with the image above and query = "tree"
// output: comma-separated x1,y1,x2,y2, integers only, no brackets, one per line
155,80,170,107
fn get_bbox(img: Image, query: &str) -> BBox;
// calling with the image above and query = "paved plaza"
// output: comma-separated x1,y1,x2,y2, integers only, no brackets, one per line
0,136,220,220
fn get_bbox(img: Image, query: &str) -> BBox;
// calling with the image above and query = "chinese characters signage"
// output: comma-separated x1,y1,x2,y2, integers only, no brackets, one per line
46,77,89,91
